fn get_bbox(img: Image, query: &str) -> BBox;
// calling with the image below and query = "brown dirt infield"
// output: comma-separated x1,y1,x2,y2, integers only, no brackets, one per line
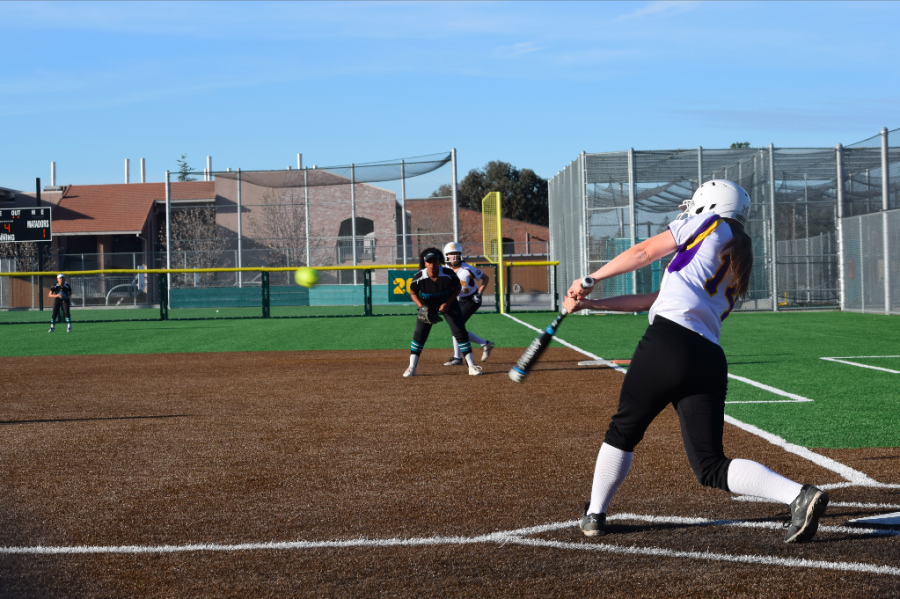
1,348,898,598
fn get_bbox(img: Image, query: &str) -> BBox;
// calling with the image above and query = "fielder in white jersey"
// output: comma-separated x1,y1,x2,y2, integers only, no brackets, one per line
562,180,829,543
442,242,495,365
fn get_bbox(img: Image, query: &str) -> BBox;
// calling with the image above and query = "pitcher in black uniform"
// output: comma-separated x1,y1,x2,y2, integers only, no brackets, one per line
48,273,73,333
404,247,483,377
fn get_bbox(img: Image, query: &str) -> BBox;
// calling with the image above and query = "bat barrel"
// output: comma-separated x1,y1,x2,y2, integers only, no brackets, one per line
509,367,527,383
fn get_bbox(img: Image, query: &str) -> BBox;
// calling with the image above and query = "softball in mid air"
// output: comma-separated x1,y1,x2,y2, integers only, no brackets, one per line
294,267,319,288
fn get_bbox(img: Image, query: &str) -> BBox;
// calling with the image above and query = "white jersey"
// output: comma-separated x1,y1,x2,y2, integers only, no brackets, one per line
649,214,737,345
454,262,484,298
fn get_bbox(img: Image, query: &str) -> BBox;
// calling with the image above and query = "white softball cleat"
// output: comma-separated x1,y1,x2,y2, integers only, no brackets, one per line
403,366,416,378
468,365,483,376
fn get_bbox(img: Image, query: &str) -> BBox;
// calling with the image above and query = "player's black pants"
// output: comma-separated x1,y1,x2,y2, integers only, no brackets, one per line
411,301,471,355
604,316,732,491
52,298,71,323
458,296,481,322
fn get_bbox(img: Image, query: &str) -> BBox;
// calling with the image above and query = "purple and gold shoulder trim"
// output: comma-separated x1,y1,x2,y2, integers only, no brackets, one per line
667,215,722,273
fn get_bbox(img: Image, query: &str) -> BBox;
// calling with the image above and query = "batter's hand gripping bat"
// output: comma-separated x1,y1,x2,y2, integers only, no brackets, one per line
508,276,594,383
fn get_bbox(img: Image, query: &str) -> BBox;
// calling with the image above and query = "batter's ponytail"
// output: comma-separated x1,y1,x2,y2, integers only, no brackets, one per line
722,219,753,299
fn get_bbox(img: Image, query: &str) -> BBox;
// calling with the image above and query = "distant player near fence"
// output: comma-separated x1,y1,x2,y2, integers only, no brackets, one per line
565,180,829,543
48,274,73,333
441,242,494,367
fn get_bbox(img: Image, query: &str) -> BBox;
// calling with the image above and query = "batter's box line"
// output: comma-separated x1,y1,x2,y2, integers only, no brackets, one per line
820,356,900,374
2,516,898,577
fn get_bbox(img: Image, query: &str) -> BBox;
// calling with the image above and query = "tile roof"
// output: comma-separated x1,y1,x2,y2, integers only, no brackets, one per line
53,182,215,235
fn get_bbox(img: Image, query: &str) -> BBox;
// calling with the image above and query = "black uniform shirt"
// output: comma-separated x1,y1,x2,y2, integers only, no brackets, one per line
409,267,460,308
50,282,72,301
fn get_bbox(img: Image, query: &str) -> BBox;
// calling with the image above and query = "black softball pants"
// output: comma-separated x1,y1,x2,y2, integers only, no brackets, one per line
603,316,732,491
52,297,71,323
412,301,470,351
458,296,481,323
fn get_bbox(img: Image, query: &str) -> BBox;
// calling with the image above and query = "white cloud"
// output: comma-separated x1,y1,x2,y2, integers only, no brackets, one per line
611,1,700,23
493,42,547,59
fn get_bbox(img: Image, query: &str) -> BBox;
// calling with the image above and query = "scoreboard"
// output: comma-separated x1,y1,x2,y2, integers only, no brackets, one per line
0,207,52,243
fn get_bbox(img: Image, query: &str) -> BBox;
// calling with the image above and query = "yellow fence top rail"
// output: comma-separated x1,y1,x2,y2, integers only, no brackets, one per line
0,261,557,277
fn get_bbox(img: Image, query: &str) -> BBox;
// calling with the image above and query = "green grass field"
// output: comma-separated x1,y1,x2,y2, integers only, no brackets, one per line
2,310,897,450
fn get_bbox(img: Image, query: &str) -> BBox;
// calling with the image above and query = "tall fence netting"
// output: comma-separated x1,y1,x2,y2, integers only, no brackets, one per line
550,129,900,313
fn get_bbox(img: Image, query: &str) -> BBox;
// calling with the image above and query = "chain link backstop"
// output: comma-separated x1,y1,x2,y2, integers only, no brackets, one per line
550,128,900,314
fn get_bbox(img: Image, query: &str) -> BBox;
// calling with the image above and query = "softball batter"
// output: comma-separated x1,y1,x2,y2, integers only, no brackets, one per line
404,247,483,378
441,242,494,366
564,180,828,543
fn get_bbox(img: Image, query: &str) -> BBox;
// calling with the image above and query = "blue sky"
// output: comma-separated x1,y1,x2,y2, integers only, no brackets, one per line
2,1,899,197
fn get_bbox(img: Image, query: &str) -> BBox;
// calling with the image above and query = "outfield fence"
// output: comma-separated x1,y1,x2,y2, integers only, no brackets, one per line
0,262,558,324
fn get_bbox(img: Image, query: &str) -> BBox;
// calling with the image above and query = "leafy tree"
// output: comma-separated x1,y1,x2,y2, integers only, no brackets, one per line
176,153,196,182
432,161,548,227
730,142,751,149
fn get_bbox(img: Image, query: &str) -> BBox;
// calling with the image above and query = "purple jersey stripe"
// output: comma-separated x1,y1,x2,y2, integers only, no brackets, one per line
667,215,722,273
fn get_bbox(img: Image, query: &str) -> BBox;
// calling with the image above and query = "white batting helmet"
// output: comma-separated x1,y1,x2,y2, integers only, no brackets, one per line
678,180,751,226
443,242,463,266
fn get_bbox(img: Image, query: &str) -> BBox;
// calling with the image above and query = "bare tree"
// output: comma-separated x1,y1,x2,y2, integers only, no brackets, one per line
246,187,307,267
158,207,229,285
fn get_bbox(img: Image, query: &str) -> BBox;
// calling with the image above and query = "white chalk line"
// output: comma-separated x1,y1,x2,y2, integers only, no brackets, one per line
3,514,898,576
820,356,900,374
733,496,900,510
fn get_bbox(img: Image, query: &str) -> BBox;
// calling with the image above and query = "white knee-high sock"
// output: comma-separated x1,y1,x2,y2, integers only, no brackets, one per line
468,332,486,346
588,443,633,515
452,338,461,360
409,354,419,368
464,352,476,367
727,458,803,505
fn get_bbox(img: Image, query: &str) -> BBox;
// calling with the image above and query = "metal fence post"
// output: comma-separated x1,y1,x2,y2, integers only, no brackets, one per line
401,160,408,265
506,264,512,312
304,167,311,267
628,148,637,298
237,168,243,288
881,127,891,314
159,273,168,320
165,170,171,293
262,271,270,318
363,269,372,316
451,148,460,244
493,264,500,313
769,144,778,311
697,146,703,188
860,217,865,313
553,264,559,312
351,164,358,285
835,144,845,312
581,151,589,289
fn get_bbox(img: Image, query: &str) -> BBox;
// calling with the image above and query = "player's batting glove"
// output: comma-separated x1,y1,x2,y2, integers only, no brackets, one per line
473,293,482,304
417,305,442,325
